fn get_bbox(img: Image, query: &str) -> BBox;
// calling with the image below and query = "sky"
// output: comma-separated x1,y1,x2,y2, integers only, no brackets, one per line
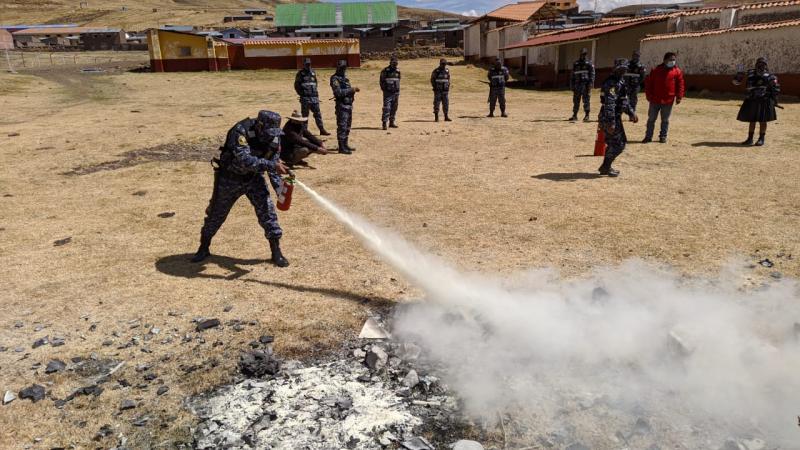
395,0,697,15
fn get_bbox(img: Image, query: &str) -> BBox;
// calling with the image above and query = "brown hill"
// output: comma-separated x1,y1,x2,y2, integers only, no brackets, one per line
0,0,465,30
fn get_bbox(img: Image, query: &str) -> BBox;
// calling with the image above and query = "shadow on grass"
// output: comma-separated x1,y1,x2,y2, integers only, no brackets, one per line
351,126,385,130
529,118,572,123
692,141,749,148
402,119,436,123
155,253,395,308
532,172,602,181
457,115,485,119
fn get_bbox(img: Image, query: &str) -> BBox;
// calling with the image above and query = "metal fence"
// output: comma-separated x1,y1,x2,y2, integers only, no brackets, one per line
1,50,141,72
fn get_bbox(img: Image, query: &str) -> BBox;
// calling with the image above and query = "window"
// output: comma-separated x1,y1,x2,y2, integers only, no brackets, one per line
178,46,191,57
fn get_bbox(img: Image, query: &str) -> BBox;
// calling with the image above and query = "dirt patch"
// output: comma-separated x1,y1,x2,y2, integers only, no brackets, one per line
63,138,220,176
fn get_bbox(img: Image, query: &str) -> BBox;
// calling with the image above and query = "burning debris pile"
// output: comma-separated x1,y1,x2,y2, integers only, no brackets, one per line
190,325,481,450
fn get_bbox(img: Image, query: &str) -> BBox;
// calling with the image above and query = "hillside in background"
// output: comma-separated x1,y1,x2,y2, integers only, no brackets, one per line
0,0,465,30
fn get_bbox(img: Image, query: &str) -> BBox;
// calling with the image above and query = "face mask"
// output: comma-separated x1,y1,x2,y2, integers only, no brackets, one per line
666,61,676,68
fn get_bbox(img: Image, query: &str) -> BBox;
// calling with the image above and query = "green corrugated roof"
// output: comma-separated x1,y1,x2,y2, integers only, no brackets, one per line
275,4,305,27
275,2,397,28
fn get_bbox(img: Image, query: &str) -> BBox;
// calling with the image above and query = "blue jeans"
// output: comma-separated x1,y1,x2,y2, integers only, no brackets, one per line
645,102,673,140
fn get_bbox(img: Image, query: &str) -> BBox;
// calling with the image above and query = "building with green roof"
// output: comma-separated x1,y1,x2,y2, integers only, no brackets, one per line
275,1,398,33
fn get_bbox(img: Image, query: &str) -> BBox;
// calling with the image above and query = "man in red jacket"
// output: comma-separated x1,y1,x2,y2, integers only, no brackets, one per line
643,52,685,143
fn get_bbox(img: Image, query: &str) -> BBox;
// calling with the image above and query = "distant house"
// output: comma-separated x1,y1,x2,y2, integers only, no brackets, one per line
407,25,467,48
148,29,360,72
224,16,254,23
220,28,248,39
464,1,562,62
244,9,268,15
160,25,194,32
12,27,91,48
0,29,13,50
82,28,126,50
294,27,344,39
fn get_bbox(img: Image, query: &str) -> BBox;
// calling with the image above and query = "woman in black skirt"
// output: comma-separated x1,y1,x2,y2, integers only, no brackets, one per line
733,57,780,146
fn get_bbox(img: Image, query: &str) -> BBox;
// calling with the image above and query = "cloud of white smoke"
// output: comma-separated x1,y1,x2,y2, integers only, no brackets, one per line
297,180,800,447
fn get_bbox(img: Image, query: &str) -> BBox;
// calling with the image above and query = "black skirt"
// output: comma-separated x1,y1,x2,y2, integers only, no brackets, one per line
737,97,777,123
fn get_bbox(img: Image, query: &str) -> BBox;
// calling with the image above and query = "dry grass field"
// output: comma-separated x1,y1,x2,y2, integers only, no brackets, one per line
0,56,799,448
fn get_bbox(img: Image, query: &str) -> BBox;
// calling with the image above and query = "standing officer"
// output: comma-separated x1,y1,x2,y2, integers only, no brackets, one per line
430,59,452,122
379,56,401,130
597,59,638,177
294,57,330,136
192,111,290,266
624,50,647,113
569,48,595,122
487,57,510,118
330,59,359,154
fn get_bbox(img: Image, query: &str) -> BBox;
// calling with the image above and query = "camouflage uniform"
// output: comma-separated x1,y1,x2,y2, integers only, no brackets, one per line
624,57,647,113
431,63,451,120
380,61,401,127
294,65,327,134
488,63,510,116
598,65,635,176
330,65,356,152
199,116,283,245
570,57,595,118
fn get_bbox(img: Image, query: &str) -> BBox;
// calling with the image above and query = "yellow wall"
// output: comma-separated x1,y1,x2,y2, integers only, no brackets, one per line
155,30,209,59
302,40,360,56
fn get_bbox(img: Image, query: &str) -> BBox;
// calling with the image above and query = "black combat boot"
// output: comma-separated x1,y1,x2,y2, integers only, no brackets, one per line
382,121,387,130
435,113,439,122
338,140,351,154
345,139,356,152
501,111,508,118
389,121,398,128
755,134,765,146
269,238,289,268
444,115,452,122
583,112,591,122
569,114,578,122
191,238,211,263
742,132,754,145
320,128,331,136
598,155,619,177
487,111,495,118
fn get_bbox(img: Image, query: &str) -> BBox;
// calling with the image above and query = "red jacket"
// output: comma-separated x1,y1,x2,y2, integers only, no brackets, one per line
645,64,685,105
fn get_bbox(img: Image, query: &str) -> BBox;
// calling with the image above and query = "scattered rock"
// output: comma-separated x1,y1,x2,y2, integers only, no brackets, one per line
397,342,421,361
120,399,137,411
93,424,113,441
8,132,20,137
19,384,46,402
157,212,175,218
770,272,782,279
53,237,72,247
591,286,609,301
132,416,149,426
402,436,434,450
239,350,280,378
365,346,389,372
132,190,147,196
157,386,169,396
667,330,695,358
258,335,274,344
758,259,774,268
51,336,66,347
3,390,16,405
14,321,23,328
196,318,220,332
223,305,233,312
45,359,67,374
335,396,353,410
32,336,49,349
358,317,391,339
453,440,485,450
402,369,420,389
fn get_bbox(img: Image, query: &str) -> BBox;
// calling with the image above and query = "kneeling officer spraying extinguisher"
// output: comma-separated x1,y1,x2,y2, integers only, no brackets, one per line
192,110,292,267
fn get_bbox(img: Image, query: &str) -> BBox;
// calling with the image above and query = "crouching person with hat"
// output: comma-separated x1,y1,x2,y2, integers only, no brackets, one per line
597,59,638,177
191,110,291,267
281,111,328,167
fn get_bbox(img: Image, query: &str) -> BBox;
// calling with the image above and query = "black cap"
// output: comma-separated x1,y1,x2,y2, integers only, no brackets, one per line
337,59,348,68
303,57,311,65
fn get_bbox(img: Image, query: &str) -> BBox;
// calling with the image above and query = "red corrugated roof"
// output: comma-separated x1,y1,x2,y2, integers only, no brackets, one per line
502,15,668,49
642,17,800,40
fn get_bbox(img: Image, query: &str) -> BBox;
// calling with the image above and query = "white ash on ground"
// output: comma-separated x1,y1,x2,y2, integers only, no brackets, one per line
190,339,468,450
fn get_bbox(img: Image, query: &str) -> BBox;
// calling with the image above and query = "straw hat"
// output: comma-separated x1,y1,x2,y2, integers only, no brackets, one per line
287,110,309,122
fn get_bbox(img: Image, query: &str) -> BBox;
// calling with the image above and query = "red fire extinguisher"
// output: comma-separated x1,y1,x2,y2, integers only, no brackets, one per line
594,123,607,157
276,173,295,211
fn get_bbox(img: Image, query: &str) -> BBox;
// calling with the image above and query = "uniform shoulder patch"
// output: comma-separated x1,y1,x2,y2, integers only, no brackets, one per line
237,135,247,146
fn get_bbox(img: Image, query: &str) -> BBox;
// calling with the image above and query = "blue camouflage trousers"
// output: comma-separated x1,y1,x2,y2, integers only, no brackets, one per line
300,97,325,132
572,83,591,115
433,91,449,116
335,103,353,142
602,118,627,158
382,92,399,124
628,88,640,113
199,170,282,244
489,87,506,114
